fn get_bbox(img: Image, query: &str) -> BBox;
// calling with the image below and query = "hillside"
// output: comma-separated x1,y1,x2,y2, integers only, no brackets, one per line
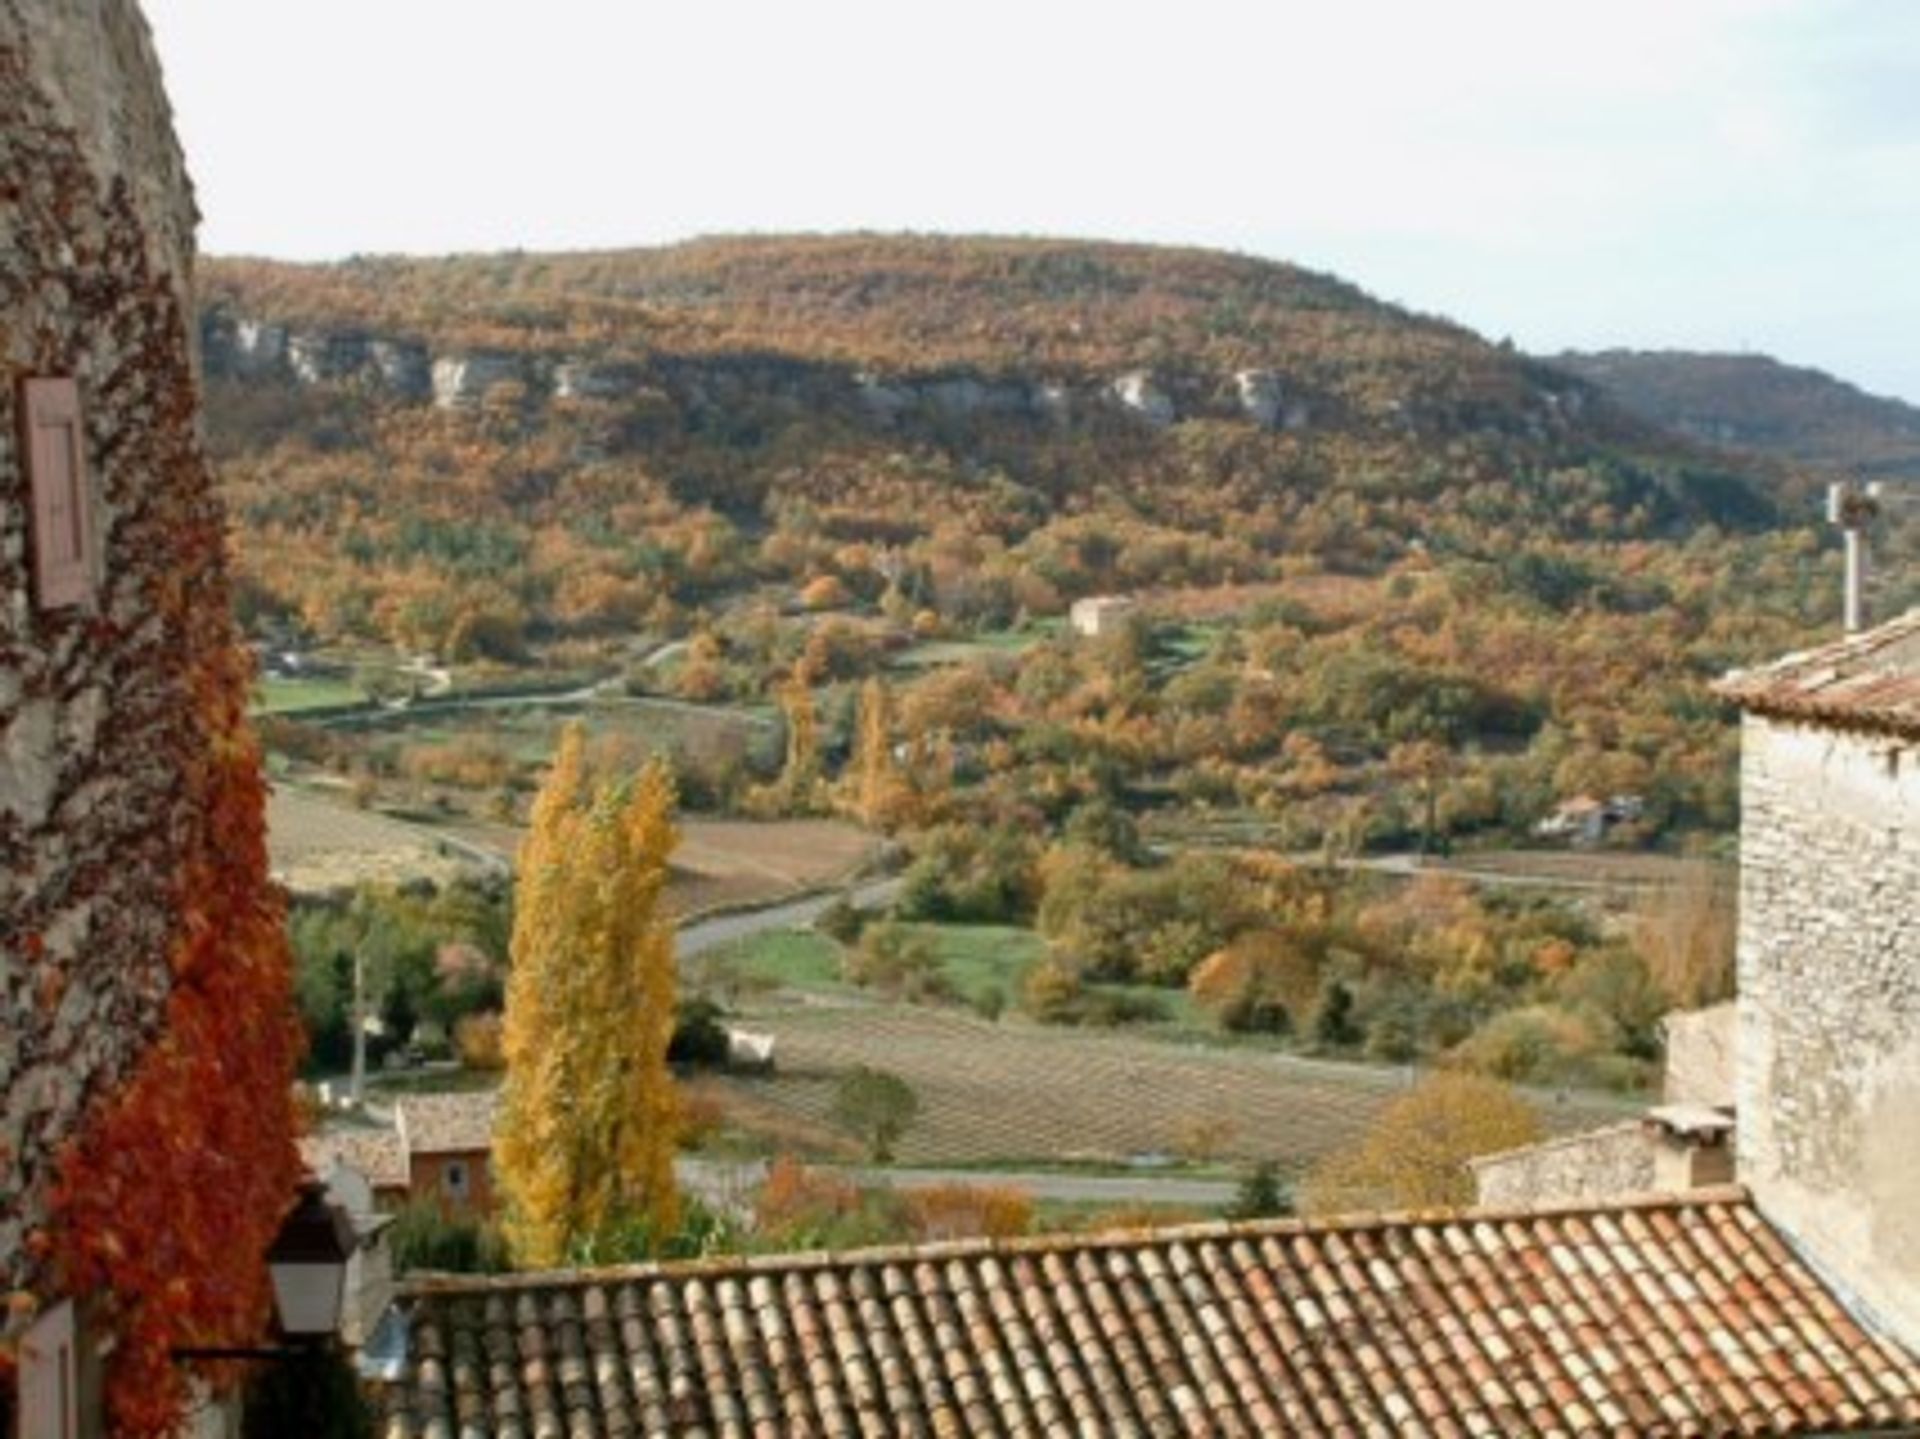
201,236,1797,656
1552,349,1920,482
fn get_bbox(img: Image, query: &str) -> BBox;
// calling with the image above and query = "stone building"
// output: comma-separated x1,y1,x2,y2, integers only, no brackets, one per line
1068,594,1137,639
1716,609,1920,1346
2,1,300,1430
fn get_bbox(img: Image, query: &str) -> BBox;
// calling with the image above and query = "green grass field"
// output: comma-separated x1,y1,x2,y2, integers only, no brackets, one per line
252,676,366,713
703,920,1209,1033
701,928,850,994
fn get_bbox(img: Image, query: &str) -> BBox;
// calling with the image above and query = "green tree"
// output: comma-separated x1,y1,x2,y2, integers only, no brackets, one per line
832,1066,920,1161
1226,1161,1292,1220
495,724,682,1266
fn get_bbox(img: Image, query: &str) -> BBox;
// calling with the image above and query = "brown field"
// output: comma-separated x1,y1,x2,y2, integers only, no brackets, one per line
270,788,876,913
704,999,1636,1173
267,787,476,893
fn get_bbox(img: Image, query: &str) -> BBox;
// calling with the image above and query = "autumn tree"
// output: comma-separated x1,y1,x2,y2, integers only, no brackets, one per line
1188,929,1323,1035
769,664,825,813
495,725,681,1265
1635,865,1737,1009
1298,1072,1542,1216
846,676,907,830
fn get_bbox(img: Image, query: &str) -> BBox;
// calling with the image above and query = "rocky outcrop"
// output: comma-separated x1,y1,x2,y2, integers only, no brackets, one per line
431,352,527,409
201,310,1342,441
1109,370,1176,428
368,337,432,399
554,359,639,402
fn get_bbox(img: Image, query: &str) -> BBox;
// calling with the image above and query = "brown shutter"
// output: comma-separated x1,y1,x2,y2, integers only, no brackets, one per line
20,377,96,610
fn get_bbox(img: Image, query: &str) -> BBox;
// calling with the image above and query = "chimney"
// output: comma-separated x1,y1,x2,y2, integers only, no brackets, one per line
1643,1104,1736,1192
1827,481,1884,634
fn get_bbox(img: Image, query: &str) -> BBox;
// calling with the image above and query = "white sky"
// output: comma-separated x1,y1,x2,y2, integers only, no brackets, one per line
143,0,1920,403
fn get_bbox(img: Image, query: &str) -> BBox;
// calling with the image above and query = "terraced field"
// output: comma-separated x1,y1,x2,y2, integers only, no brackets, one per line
709,1000,1636,1174
268,785,876,911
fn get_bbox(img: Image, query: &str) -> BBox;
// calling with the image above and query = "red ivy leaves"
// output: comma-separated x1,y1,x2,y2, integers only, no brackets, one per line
44,631,304,1435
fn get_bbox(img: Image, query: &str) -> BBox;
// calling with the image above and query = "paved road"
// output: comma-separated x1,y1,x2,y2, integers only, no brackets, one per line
677,1157,1236,1215
677,878,902,959
1285,851,1687,894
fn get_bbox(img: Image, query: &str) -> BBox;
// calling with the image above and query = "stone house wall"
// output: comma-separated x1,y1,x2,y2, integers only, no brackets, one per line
1736,712,1920,1345
0,0,214,1291
1471,1121,1657,1209
1662,1001,1736,1108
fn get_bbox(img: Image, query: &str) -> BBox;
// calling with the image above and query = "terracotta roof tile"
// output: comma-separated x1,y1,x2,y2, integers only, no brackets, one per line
380,1189,1920,1438
300,1125,408,1191
1715,608,1920,738
397,1090,499,1157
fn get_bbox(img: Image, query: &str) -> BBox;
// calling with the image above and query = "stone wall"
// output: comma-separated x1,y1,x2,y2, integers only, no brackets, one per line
0,0,211,1291
1736,713,1920,1345
1471,1121,1657,1209
1663,1001,1736,1108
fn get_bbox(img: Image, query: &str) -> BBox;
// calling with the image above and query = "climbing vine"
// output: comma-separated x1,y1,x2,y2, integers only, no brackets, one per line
43,631,304,1436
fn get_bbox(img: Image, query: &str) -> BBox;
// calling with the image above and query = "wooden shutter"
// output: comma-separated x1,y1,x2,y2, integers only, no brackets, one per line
18,1300,78,1439
20,377,96,610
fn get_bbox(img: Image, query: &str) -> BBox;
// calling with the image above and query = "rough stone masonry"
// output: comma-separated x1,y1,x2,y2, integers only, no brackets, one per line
1735,706,1920,1346
0,0,221,1292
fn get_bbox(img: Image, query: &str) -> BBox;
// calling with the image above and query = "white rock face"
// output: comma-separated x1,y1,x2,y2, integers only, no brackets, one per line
368,338,431,399
1110,371,1175,428
1034,382,1073,426
554,360,636,402
287,329,367,385
431,353,526,409
1234,369,1284,428
232,318,288,376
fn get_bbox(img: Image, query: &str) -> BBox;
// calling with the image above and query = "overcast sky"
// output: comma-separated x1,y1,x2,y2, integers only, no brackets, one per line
144,0,1920,403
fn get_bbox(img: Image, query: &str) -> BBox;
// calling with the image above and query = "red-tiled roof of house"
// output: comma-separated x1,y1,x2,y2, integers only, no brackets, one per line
1715,609,1920,738
396,1090,498,1158
300,1126,408,1192
377,1187,1920,1438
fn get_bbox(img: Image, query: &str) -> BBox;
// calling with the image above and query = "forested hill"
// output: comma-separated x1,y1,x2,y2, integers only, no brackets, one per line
1552,349,1920,483
199,235,1800,654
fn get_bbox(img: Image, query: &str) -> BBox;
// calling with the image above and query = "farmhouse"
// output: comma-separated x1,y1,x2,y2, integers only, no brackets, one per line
1068,594,1138,638
304,1091,503,1217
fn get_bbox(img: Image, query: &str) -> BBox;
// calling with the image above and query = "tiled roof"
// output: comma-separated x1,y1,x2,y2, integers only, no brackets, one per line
379,1188,1920,1438
300,1126,408,1192
1715,609,1920,738
396,1090,499,1158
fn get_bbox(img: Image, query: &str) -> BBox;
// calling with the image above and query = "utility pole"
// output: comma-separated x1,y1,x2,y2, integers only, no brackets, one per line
349,947,367,1107
1828,480,1884,634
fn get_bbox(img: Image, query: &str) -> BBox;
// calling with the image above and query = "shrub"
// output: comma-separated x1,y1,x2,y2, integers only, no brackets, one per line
453,1011,505,1070
387,1200,509,1275
905,1184,1034,1242
668,998,733,1069
814,895,870,945
831,1066,920,1161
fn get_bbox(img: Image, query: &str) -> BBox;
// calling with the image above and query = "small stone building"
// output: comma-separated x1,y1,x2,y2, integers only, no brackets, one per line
1068,594,1137,639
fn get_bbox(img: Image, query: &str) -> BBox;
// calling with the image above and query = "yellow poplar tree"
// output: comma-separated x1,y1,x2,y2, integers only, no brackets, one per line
777,665,823,811
495,724,681,1266
847,676,905,830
